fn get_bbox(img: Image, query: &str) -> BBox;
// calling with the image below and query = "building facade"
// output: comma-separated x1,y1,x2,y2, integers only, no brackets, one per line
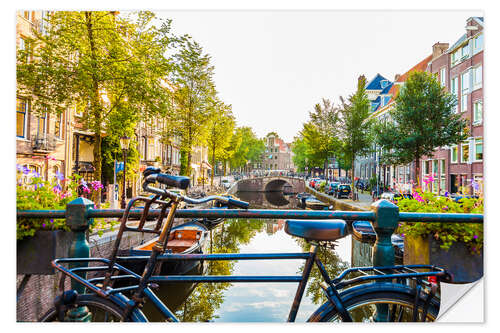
422,17,483,195
258,133,295,173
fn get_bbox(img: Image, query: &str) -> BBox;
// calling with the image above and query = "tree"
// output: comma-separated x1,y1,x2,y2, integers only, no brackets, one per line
291,136,308,172
338,75,374,191
374,71,466,184
228,127,265,171
17,11,175,201
171,38,216,176
206,100,235,185
300,99,341,172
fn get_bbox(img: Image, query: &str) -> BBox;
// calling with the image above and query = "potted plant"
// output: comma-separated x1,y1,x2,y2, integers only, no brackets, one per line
397,176,483,283
16,164,105,275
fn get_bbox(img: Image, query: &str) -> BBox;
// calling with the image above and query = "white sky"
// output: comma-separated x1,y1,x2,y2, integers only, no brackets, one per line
157,10,482,142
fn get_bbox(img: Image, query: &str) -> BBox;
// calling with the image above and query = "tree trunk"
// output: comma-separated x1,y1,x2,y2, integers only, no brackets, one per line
85,11,102,207
414,154,421,188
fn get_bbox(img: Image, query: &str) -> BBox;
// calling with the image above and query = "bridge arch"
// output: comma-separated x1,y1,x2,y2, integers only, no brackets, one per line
232,176,305,193
264,178,289,192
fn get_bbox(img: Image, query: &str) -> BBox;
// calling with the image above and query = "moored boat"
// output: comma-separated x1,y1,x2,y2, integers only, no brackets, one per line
304,197,330,210
352,221,404,260
116,221,209,278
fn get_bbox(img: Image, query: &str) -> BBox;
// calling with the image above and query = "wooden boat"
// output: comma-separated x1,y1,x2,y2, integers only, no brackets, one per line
116,221,209,278
304,197,330,210
352,221,404,260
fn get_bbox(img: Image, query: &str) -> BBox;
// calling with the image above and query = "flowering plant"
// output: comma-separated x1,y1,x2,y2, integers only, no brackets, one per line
397,175,483,254
16,165,106,240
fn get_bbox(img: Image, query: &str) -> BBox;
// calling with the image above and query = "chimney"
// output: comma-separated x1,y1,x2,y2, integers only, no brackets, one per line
432,42,449,59
394,74,401,82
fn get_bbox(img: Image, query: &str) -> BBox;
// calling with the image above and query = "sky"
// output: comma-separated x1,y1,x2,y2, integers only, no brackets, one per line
154,10,482,142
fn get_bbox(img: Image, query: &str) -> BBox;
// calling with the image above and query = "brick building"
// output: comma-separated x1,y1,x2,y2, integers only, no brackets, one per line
422,17,484,194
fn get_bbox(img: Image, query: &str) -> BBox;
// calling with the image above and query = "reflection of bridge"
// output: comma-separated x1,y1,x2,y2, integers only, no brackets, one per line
230,176,305,194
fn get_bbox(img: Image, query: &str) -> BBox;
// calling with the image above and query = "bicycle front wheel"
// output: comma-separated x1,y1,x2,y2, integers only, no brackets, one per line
308,283,440,322
39,294,127,322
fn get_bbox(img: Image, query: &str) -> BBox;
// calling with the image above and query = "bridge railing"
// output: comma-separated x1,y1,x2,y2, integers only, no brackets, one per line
17,198,483,276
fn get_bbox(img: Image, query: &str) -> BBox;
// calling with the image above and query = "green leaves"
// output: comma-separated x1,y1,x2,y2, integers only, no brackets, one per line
228,127,265,169
375,71,467,178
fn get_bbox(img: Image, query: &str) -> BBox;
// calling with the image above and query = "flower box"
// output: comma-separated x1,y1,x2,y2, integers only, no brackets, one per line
403,234,483,283
17,230,73,275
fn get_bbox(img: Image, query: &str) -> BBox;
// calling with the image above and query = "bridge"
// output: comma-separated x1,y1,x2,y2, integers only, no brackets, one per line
230,176,305,193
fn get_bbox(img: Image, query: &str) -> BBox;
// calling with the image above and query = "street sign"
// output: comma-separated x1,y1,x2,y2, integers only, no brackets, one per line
116,162,124,173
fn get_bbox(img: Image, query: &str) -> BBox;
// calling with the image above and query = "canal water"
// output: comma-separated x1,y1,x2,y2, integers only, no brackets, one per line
144,191,372,322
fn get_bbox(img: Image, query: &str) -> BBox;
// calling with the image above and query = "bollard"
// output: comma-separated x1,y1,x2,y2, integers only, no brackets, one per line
370,199,399,321
64,197,95,322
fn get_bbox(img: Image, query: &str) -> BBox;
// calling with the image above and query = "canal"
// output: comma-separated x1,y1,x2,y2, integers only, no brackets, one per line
143,191,370,322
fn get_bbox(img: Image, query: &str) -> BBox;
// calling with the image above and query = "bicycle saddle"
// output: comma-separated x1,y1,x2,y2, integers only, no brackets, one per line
284,219,347,241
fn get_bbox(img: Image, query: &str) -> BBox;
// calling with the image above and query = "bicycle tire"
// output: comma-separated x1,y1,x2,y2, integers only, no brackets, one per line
39,294,127,322
308,282,440,322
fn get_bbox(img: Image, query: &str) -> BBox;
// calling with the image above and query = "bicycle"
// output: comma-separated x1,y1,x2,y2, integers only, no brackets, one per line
40,168,451,322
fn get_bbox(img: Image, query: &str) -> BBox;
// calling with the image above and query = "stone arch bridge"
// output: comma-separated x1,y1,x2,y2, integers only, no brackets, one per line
230,176,305,193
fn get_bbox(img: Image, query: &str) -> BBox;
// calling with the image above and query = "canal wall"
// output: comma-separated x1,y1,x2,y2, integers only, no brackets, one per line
305,185,370,212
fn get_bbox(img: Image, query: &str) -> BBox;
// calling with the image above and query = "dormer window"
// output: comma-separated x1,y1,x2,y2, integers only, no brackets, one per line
381,80,389,89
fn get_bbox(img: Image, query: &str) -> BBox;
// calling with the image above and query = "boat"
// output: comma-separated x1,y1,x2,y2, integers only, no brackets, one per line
296,192,313,208
304,196,330,210
115,221,209,278
352,221,404,260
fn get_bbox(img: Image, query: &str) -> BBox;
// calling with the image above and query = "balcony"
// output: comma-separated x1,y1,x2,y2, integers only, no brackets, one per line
31,133,57,152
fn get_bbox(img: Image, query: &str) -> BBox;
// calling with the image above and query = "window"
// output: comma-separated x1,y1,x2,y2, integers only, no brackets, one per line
461,142,469,163
274,155,277,160
451,51,459,66
16,98,28,138
472,34,483,54
451,145,458,163
54,112,63,139
19,37,31,63
461,44,469,59
461,71,469,112
451,77,459,113
440,67,446,87
474,139,483,161
37,112,47,136
473,101,483,125
147,138,155,160
23,11,33,21
472,66,482,90
440,160,446,195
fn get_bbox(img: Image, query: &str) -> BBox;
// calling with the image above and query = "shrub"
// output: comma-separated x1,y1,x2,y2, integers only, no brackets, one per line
397,185,483,254
16,164,109,240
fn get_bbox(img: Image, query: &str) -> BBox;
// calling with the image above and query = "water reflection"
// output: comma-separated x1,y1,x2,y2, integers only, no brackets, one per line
145,191,368,322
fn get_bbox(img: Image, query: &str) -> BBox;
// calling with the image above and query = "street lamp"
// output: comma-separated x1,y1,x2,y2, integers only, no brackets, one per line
120,135,131,209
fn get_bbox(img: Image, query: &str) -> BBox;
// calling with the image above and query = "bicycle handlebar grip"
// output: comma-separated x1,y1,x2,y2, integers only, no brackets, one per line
227,198,249,209
156,173,190,190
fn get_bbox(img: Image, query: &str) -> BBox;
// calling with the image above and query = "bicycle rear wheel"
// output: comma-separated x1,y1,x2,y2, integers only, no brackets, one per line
308,283,440,322
39,294,127,322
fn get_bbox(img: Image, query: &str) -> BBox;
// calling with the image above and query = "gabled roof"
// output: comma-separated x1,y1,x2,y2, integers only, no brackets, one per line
447,33,467,53
365,73,390,91
380,82,393,94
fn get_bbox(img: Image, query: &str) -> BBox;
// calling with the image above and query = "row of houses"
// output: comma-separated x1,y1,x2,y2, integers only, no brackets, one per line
16,11,213,203
355,16,484,195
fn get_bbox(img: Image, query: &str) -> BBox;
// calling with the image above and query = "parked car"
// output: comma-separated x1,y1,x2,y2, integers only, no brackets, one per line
221,179,231,190
380,192,413,203
309,178,320,188
326,182,340,196
315,180,326,190
336,184,351,199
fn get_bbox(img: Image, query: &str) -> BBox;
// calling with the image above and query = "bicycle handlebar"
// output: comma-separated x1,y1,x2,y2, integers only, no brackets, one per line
142,169,249,209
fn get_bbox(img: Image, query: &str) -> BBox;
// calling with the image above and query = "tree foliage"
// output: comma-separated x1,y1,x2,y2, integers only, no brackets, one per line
337,75,374,184
170,38,216,176
228,127,265,170
16,11,175,200
206,100,235,184
374,71,466,183
299,99,340,169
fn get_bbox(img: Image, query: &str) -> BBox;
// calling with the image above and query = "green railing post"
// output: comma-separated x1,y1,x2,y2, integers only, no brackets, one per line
371,199,399,322
65,197,95,322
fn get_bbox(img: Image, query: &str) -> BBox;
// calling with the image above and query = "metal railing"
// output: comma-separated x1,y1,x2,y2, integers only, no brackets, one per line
17,198,483,271
31,133,57,152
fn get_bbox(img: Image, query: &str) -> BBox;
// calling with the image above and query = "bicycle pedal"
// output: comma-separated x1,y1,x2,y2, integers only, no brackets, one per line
149,283,160,290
